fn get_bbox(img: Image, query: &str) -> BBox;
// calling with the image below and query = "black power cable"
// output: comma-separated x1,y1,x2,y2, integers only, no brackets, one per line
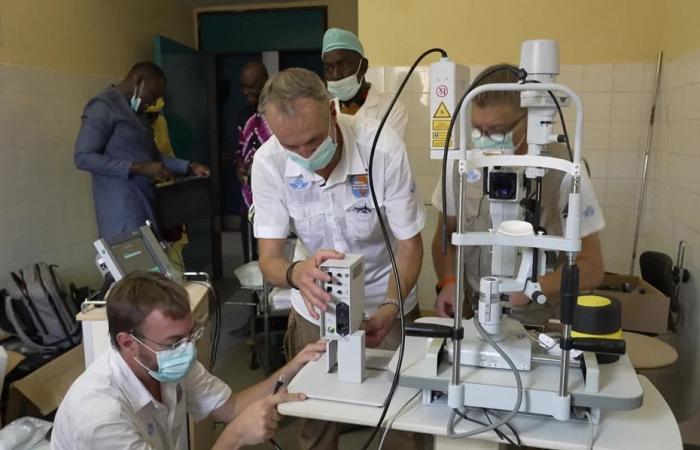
360,47,448,450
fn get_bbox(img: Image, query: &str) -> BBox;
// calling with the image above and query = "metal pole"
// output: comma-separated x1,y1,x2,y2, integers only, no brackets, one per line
451,168,467,385
630,50,664,274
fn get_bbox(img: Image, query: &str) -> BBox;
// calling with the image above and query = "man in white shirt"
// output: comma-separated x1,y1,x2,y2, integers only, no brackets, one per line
321,28,408,139
432,63,605,324
251,68,425,449
51,272,325,450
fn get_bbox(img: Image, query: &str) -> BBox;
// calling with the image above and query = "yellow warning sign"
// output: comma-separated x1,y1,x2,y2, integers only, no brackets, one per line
432,131,447,140
432,138,454,148
433,102,451,119
432,119,450,131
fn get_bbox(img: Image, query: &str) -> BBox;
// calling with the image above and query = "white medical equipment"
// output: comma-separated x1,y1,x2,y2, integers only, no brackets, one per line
389,39,640,425
93,225,182,284
429,59,469,156
319,254,366,383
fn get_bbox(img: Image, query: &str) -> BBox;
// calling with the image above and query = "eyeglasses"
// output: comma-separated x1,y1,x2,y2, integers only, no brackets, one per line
131,326,205,353
471,115,526,143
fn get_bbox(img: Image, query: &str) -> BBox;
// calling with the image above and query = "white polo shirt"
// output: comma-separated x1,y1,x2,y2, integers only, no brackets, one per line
51,348,231,450
252,113,425,324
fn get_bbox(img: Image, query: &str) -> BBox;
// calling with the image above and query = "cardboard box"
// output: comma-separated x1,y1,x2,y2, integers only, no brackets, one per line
593,274,670,335
5,345,84,422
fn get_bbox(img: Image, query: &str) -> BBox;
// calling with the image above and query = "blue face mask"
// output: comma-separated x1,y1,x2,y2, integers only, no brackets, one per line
471,129,515,150
285,115,337,172
132,335,197,383
130,81,145,112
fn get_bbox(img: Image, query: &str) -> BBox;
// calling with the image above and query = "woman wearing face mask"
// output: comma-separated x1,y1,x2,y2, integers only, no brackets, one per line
321,28,408,139
431,63,606,327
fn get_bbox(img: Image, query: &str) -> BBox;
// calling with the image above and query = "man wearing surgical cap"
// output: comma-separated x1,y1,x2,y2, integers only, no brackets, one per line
322,28,408,139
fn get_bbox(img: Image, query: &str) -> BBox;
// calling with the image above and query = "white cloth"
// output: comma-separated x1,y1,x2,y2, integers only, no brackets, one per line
252,114,425,324
431,160,605,238
51,348,231,450
354,86,408,139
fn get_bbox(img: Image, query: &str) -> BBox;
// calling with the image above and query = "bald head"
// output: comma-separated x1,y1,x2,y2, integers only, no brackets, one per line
241,62,269,108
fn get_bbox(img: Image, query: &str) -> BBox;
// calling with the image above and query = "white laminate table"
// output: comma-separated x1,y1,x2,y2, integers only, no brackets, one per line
280,365,681,450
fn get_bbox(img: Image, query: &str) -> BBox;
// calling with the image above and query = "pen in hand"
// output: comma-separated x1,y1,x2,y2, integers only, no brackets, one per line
270,376,285,450
273,376,285,394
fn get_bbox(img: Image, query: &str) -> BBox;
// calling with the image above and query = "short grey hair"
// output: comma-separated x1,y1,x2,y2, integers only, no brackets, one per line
258,68,330,116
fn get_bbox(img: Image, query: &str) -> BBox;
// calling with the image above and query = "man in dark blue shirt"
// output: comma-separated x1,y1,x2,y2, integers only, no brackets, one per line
74,62,209,239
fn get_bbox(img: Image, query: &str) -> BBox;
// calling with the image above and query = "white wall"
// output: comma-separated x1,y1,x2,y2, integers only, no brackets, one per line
0,64,117,286
639,49,700,432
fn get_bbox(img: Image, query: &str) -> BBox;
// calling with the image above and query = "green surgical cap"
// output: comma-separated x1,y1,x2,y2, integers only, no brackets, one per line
322,28,365,57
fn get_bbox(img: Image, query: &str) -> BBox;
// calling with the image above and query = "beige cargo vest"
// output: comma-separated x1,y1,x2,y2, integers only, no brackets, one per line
452,147,569,325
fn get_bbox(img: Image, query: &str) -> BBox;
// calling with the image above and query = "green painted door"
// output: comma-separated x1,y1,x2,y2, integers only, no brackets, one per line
154,36,221,276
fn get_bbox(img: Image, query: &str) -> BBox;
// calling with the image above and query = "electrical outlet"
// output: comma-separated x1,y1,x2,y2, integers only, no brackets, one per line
319,254,364,339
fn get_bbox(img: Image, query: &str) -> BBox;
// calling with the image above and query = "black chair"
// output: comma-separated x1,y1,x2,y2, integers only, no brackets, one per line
639,251,687,330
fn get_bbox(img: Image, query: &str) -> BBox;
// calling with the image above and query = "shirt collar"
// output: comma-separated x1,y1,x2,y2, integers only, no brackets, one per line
108,347,168,413
360,86,380,111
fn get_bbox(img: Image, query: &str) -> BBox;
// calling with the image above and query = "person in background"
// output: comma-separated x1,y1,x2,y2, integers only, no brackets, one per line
74,62,210,239
51,271,326,450
322,28,408,139
235,61,272,262
143,98,189,270
252,68,426,450
431,64,605,325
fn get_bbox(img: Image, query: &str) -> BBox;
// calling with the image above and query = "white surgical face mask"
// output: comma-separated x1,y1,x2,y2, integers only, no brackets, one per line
327,62,363,101
130,80,145,112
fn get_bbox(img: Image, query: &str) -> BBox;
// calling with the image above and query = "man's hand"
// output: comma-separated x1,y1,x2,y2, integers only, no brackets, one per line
221,390,305,448
189,162,211,177
130,161,173,180
291,249,344,320
435,283,456,318
363,304,398,348
508,291,531,306
283,339,326,381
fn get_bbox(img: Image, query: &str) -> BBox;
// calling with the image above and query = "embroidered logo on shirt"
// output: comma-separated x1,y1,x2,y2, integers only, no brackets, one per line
351,202,372,214
350,174,370,198
147,422,155,436
582,205,595,218
287,176,310,191
466,168,482,183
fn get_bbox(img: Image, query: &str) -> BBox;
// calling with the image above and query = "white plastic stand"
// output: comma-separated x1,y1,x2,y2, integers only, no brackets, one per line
325,330,366,383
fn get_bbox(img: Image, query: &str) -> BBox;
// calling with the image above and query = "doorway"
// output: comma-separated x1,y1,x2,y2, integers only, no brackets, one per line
198,8,327,235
